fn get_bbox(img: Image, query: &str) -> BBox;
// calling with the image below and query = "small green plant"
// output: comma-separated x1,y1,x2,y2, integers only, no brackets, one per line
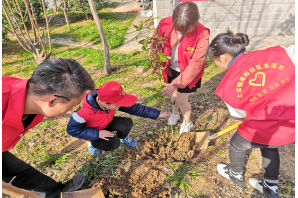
218,150,225,157
79,155,119,186
220,138,227,143
197,191,205,196
279,182,295,195
250,155,257,160
203,115,212,121
165,162,204,198
133,15,178,144
161,136,168,145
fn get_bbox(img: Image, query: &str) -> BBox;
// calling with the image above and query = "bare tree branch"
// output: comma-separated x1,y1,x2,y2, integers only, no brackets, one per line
4,0,29,45
2,2,31,52
14,0,35,47
2,25,14,34
3,0,54,63
41,0,52,59
23,0,46,51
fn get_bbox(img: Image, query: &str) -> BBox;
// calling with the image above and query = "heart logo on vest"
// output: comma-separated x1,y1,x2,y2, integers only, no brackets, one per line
249,72,266,86
187,47,194,51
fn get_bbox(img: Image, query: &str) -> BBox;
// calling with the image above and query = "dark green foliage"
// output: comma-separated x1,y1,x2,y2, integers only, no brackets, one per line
2,0,48,40
68,0,107,19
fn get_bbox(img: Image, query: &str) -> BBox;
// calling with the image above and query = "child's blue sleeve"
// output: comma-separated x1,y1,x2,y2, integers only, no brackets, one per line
67,113,99,140
119,103,160,119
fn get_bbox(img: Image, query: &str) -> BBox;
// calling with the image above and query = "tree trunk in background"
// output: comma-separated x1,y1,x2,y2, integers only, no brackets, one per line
63,0,70,31
53,0,57,15
87,0,112,75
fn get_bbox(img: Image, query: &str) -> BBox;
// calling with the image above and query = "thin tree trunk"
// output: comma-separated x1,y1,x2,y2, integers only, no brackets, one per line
63,0,70,31
53,0,57,15
87,0,112,75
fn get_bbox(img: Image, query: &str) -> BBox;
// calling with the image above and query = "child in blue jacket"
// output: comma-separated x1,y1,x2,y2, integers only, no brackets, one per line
67,82,169,154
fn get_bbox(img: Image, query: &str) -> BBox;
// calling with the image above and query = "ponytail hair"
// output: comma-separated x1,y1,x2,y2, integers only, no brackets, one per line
207,30,249,59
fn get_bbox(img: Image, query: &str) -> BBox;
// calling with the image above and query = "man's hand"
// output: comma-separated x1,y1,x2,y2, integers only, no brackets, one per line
98,130,114,141
159,112,171,119
161,84,177,97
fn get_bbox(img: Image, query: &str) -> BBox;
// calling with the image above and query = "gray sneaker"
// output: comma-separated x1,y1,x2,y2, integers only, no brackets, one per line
217,164,244,185
62,173,85,192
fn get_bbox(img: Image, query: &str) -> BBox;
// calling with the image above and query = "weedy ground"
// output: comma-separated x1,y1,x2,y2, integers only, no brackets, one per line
2,3,295,198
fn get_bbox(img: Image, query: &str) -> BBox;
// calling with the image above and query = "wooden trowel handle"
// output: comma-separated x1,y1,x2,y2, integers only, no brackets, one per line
209,121,242,140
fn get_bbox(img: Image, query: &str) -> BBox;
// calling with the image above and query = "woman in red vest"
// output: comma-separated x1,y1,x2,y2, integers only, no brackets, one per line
207,31,295,198
151,2,210,134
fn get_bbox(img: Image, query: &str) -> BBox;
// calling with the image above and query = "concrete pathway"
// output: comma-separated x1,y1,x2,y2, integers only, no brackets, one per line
245,35,295,52
118,14,154,52
111,0,138,12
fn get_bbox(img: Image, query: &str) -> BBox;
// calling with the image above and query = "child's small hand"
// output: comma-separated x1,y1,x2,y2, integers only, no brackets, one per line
159,112,171,119
98,130,114,141
161,84,177,97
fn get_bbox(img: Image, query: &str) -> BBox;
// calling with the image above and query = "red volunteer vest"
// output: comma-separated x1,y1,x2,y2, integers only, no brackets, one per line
159,17,209,89
77,91,116,130
2,77,44,152
215,46,295,146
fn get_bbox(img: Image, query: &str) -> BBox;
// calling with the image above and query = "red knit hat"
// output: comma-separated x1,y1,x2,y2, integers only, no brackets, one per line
97,82,137,107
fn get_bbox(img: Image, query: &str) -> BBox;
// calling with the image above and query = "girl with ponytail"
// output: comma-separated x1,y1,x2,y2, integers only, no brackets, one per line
151,2,210,134
208,31,295,198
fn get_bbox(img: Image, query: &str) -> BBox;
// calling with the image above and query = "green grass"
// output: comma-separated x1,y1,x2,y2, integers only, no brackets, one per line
279,182,295,195
165,162,205,198
51,12,135,49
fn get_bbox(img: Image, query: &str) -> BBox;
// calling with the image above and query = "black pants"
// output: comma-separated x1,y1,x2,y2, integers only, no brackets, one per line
167,68,202,93
2,151,63,198
229,131,280,180
91,117,133,151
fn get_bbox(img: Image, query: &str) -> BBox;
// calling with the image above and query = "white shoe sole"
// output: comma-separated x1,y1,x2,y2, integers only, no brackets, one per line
217,164,230,180
249,178,280,198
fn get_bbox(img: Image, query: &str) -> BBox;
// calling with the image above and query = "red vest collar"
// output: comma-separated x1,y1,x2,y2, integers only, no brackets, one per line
3,78,29,130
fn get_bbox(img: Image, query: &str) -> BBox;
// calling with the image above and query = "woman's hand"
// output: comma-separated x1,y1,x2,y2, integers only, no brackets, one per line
161,84,177,97
159,112,171,119
98,130,114,141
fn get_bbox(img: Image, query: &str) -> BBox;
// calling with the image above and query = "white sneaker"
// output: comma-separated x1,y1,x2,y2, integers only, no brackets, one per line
217,164,244,185
167,114,180,126
249,178,279,198
179,121,193,134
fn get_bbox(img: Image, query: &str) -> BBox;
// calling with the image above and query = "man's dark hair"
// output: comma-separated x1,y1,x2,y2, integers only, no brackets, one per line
27,58,95,101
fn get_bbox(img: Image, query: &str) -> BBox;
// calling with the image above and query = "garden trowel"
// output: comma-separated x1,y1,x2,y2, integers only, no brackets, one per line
190,121,242,150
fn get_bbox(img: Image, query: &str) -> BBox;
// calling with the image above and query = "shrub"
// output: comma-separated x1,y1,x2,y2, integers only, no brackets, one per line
68,0,107,19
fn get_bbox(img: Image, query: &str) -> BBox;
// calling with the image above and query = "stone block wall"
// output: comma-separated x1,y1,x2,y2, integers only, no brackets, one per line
153,0,295,37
